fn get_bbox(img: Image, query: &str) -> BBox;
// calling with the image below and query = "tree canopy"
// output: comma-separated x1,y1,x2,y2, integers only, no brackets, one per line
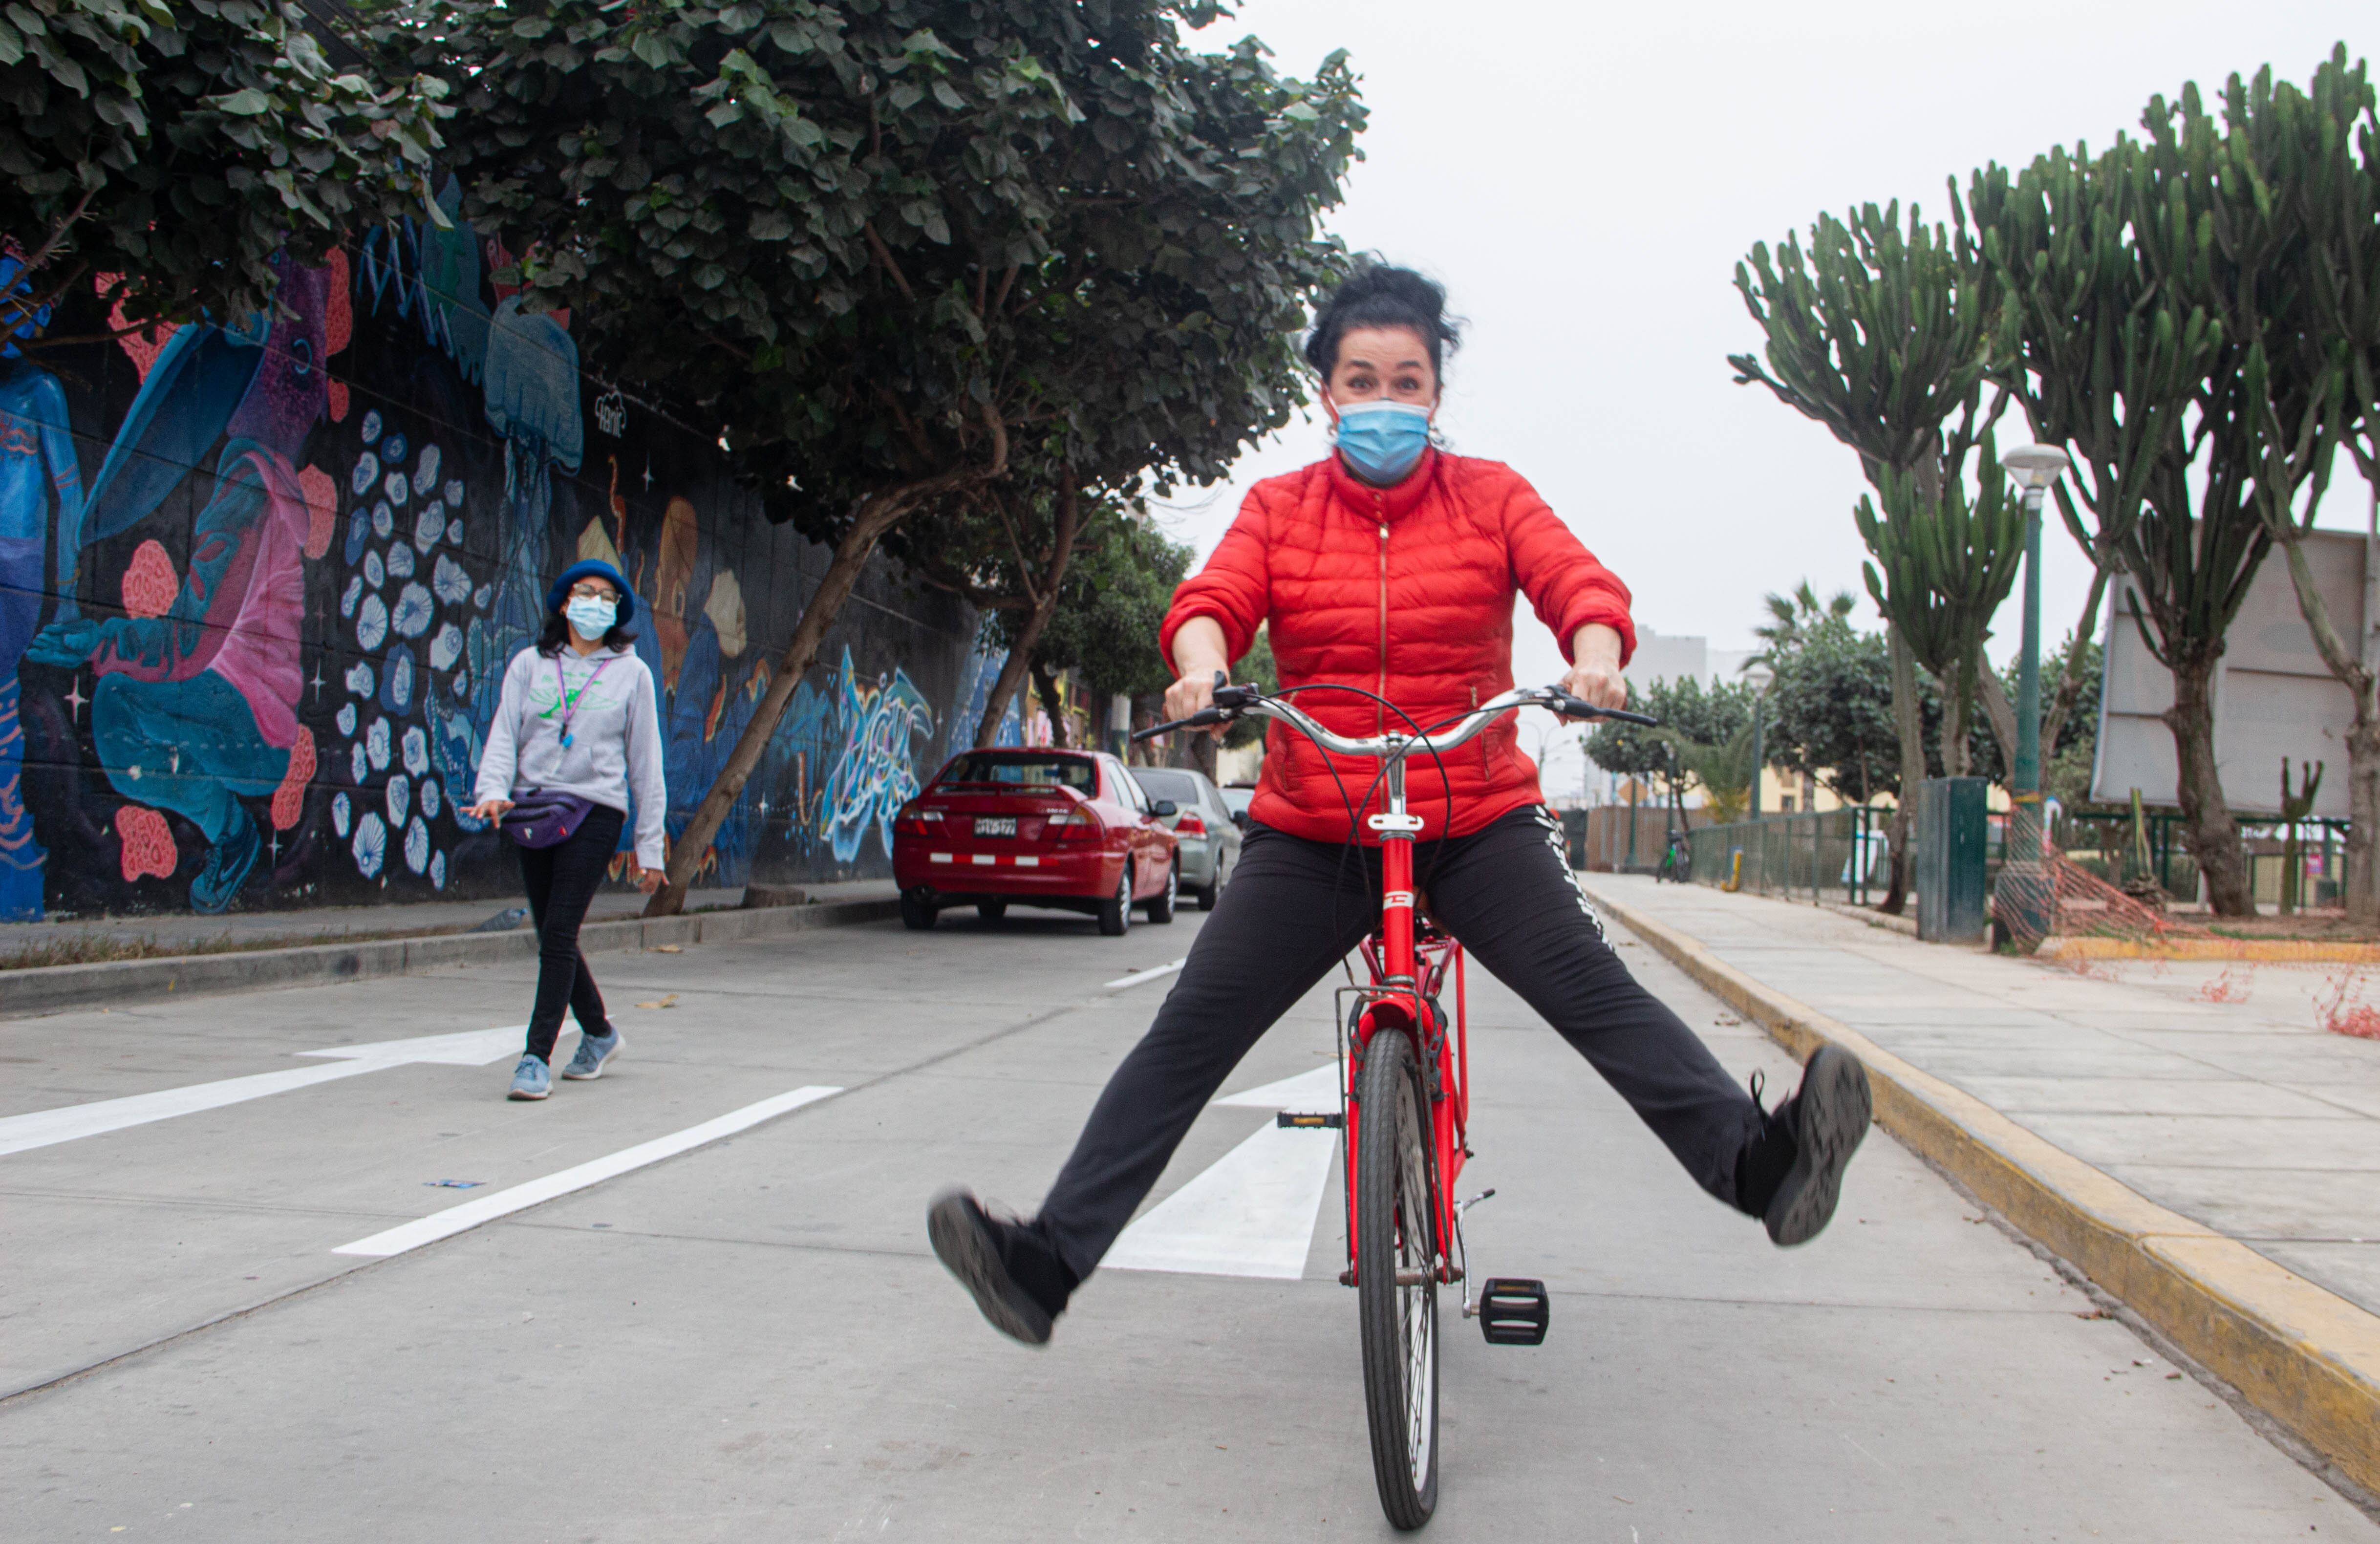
362,0,1366,910
1,0,448,345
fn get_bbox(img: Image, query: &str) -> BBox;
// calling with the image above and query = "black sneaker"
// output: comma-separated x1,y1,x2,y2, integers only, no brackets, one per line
926,1190,1073,1346
1740,1045,1873,1246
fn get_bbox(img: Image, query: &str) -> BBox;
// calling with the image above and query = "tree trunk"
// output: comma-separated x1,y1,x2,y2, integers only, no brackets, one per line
2041,562,2111,759
644,466,999,917
2164,652,2253,916
1976,662,2017,786
1880,623,1926,915
1031,661,1069,749
2269,532,2380,924
973,481,1079,749
1939,657,1973,778
2348,716,2380,925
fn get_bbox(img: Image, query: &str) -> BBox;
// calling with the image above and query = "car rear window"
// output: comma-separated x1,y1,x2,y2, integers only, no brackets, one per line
1131,769,1201,804
939,753,1096,792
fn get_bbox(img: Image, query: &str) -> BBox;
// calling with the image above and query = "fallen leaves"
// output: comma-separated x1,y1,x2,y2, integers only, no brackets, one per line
635,993,679,1010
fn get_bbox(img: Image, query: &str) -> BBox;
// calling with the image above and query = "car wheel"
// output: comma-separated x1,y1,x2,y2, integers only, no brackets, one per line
1146,859,1177,923
1195,855,1224,911
1097,863,1133,936
900,888,938,932
977,900,1008,923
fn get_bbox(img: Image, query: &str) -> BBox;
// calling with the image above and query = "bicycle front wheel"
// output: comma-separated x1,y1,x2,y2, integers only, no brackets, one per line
1355,1027,1440,1529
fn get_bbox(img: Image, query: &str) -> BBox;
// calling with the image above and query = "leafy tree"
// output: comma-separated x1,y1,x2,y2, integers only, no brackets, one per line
378,1,1366,913
1750,581,1855,665
1034,516,1193,714
0,0,448,347
1764,615,1897,804
1588,675,1754,818
904,472,1106,748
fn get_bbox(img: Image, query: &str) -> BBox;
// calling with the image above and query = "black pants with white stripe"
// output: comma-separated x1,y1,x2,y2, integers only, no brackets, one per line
1035,804,1763,1282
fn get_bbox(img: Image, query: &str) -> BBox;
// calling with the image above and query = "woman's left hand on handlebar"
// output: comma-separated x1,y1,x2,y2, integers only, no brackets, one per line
1561,623,1629,711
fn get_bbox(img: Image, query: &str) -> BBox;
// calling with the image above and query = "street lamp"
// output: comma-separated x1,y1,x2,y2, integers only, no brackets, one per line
1999,444,2071,940
1743,661,1775,822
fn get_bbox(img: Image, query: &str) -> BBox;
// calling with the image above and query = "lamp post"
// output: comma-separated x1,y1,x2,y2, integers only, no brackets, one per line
1743,661,1775,822
1998,444,2071,940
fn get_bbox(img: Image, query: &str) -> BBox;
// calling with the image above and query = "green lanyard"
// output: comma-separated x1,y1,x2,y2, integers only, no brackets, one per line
541,655,613,749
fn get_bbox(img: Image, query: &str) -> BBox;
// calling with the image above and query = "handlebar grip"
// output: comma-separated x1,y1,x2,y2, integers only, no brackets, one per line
1132,706,1228,743
1547,690,1659,727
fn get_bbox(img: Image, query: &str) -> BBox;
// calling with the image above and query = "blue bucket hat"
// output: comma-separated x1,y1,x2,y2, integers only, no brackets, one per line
547,559,636,625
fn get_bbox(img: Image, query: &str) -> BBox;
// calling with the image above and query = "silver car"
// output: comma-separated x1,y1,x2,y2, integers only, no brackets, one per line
1127,766,1242,909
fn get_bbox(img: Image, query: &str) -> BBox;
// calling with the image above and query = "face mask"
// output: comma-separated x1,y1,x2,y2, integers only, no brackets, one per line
565,596,617,639
1331,398,1433,485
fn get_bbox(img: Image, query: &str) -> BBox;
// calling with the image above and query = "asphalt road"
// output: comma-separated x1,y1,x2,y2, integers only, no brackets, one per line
2,899,2372,1541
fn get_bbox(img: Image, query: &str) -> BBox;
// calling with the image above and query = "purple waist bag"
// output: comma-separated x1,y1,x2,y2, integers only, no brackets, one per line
498,789,599,849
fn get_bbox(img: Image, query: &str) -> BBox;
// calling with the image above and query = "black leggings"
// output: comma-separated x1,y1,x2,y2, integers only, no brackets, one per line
517,804,624,1062
1037,805,1762,1281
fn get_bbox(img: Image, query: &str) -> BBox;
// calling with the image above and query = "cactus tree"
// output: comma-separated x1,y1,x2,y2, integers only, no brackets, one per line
1731,197,2020,909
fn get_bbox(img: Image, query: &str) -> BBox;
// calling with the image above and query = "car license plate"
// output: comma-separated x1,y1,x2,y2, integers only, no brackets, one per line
974,816,1017,837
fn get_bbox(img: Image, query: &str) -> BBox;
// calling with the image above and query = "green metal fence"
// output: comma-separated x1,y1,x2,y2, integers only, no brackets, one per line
1685,807,1890,906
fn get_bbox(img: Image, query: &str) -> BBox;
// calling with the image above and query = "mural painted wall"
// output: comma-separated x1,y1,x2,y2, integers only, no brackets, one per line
0,192,1025,918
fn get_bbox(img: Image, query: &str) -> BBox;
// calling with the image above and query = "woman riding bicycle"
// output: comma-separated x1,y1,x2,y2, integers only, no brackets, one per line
930,263,1871,1345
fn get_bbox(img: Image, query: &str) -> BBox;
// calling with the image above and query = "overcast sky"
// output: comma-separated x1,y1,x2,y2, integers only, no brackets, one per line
1162,1,2376,795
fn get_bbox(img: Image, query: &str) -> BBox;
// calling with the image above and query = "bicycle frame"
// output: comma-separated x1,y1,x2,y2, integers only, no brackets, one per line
1334,746,1470,1296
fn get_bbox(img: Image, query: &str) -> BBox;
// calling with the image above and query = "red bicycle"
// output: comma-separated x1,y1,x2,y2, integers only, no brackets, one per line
1136,679,1655,1529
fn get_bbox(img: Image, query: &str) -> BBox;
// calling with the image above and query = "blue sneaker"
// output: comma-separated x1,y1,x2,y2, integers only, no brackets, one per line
561,1028,621,1081
507,1054,552,1101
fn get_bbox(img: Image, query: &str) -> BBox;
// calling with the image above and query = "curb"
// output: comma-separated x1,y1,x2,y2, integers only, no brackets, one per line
0,898,901,1020
1581,879,2380,1498
2041,935,2380,964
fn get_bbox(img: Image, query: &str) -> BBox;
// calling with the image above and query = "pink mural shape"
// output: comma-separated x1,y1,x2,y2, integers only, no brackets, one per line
270,728,315,831
297,465,337,559
117,806,175,881
119,539,178,619
323,248,352,423
93,273,179,382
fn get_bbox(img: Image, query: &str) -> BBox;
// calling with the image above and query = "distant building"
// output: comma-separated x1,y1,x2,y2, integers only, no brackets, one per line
1623,625,1754,692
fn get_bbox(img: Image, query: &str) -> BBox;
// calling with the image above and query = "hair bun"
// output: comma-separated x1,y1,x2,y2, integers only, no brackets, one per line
1304,259,1462,378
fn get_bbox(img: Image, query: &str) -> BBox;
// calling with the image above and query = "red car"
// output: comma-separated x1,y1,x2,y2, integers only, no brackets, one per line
893,748,1180,935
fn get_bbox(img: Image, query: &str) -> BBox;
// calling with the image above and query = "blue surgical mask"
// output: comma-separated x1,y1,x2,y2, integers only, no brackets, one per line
565,596,617,639
1331,399,1434,485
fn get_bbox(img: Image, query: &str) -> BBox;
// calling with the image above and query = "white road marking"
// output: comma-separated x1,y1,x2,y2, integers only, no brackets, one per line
1104,1062,1343,1279
1103,957,1188,990
0,1026,529,1158
333,1084,843,1257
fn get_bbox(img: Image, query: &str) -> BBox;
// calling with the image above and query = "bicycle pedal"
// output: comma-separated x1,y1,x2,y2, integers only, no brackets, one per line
1275,1111,1343,1129
1478,1278,1550,1346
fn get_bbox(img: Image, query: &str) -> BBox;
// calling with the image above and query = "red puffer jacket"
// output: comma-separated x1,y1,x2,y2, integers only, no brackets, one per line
1160,449,1636,844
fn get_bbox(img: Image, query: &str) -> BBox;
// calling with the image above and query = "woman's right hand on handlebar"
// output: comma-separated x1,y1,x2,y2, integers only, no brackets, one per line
1165,618,1231,737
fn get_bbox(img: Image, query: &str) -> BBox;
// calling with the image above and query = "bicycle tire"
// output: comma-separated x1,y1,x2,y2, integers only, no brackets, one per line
1355,1027,1440,1530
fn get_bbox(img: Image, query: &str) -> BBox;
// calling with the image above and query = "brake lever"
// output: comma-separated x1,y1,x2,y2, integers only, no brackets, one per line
1133,670,1263,741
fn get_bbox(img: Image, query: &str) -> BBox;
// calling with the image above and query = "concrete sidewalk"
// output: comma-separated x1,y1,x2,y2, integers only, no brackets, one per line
0,879,902,1018
1580,873,2380,1498
0,879,899,956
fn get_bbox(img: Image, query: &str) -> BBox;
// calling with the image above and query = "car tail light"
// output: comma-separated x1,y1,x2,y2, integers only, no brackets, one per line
895,801,945,838
1173,813,1206,836
1049,807,1095,841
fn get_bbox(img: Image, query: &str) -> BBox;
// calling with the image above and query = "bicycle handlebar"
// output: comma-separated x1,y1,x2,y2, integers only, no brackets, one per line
1131,680,1659,752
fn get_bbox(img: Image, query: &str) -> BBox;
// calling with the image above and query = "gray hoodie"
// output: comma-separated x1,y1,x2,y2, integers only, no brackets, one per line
474,644,668,867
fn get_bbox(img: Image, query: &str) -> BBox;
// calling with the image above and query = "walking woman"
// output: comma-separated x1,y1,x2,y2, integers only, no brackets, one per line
466,560,667,1102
